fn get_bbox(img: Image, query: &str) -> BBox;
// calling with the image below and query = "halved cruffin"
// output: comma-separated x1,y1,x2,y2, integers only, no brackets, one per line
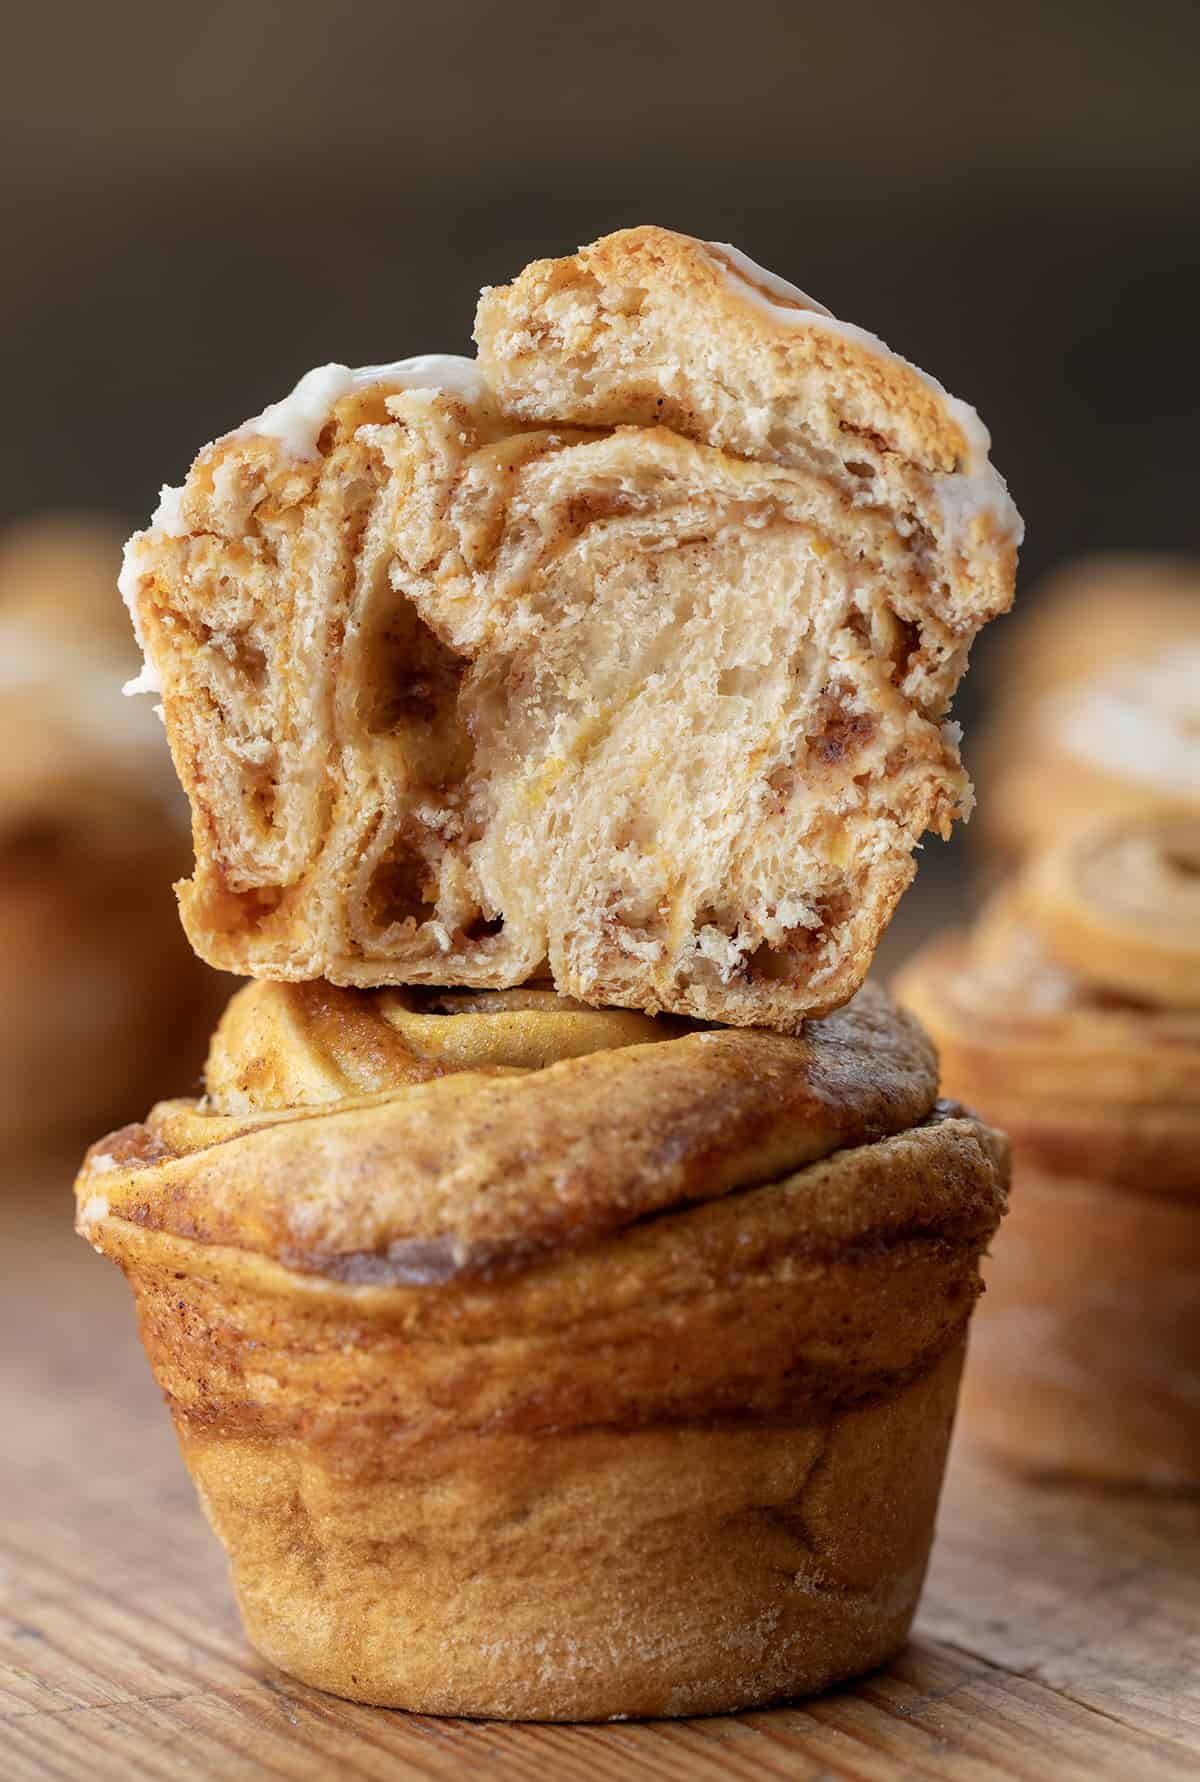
120,226,1020,1025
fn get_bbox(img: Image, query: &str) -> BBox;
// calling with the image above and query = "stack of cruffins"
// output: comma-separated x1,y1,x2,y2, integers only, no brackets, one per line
75,227,1020,1721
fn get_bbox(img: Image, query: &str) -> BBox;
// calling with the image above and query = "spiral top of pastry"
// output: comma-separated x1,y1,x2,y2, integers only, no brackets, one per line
896,812,1200,1191
77,979,1004,1298
1024,813,1200,1009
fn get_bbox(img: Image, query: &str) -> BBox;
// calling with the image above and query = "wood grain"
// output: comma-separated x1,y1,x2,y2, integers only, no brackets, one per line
3,1159,1198,1781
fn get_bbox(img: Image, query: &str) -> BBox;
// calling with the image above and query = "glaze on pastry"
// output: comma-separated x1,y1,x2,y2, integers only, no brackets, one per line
77,980,1007,1717
119,226,1020,1028
896,812,1200,1485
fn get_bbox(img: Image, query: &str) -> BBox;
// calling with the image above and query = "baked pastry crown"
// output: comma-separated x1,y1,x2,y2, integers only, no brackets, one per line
120,226,1020,1026
76,979,1007,1291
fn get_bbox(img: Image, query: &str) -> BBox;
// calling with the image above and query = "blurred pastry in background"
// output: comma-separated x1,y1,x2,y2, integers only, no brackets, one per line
0,512,228,1153
896,810,1200,1487
974,553,1200,866
982,552,1199,702
0,510,146,647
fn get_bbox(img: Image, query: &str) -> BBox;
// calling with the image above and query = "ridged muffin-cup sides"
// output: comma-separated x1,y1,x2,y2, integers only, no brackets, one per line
78,982,1007,1719
896,814,1200,1488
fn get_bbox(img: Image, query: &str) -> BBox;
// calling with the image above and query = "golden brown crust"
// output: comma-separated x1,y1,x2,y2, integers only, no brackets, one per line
123,226,1018,1027
1026,814,1200,1009
178,1349,968,1718
203,979,681,1109
80,980,949,1278
77,981,1007,1715
478,227,1019,621
896,937,1200,1191
96,1109,1002,1436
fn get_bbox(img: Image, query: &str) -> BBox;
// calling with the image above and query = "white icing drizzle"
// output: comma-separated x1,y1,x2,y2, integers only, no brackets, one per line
709,242,835,319
120,356,486,699
150,483,188,535
706,241,1023,552
123,243,1022,717
239,354,486,459
117,536,161,695
117,479,190,696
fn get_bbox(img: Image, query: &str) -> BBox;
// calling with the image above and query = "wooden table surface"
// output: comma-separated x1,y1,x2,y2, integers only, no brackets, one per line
4,1155,1198,1781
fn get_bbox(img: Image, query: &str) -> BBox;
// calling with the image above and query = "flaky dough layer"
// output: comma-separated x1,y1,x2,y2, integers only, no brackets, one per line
82,979,956,1277
121,226,1019,1026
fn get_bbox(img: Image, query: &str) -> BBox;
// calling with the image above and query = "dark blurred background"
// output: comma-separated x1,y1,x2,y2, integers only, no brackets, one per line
3,0,1197,950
